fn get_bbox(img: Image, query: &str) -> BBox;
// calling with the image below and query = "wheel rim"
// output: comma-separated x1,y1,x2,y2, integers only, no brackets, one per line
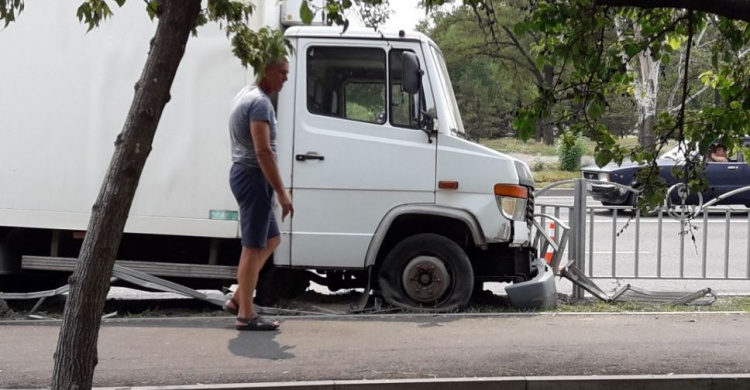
401,255,451,303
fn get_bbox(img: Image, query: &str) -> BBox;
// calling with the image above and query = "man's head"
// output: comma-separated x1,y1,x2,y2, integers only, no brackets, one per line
257,60,289,94
715,145,727,157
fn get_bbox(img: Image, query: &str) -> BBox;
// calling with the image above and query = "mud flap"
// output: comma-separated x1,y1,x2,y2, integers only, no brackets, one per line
505,257,557,310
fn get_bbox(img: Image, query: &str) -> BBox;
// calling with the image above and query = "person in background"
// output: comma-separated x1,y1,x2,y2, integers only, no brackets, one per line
708,143,729,163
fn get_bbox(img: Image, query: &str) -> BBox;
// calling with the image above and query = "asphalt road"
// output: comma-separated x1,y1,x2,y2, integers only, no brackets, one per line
536,195,750,294
1,313,749,388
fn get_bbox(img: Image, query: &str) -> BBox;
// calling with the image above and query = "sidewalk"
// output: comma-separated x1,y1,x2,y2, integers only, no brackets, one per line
1,312,750,389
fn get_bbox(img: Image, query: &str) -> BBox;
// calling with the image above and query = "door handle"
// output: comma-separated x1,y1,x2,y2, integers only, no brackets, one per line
296,153,325,162
728,166,739,170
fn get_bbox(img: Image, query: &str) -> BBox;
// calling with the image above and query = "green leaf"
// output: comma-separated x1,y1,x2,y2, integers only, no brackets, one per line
624,43,641,59
114,0,126,7
587,97,604,119
146,1,159,20
299,1,314,24
595,150,613,168
665,35,682,51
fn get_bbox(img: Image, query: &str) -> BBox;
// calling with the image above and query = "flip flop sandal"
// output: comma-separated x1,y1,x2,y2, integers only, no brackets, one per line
222,297,239,315
236,316,279,331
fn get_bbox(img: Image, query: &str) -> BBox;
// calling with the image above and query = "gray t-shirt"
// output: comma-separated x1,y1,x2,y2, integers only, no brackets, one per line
229,85,276,168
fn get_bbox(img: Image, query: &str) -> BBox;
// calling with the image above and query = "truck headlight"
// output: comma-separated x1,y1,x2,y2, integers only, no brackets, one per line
599,173,610,182
494,184,529,221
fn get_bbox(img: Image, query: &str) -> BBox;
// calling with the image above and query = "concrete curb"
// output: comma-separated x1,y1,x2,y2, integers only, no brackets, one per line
93,374,750,390
1,310,748,326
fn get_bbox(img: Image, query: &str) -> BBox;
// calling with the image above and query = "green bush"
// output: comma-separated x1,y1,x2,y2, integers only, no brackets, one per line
557,137,586,171
530,157,546,172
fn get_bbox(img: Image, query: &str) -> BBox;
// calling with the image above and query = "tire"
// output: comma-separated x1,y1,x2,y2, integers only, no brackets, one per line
378,233,473,312
254,264,311,307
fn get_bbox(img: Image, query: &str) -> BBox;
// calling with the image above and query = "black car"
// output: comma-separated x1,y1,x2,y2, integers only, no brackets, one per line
581,139,750,207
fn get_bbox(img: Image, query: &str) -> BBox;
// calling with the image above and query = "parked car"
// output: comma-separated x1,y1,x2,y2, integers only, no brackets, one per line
581,139,750,207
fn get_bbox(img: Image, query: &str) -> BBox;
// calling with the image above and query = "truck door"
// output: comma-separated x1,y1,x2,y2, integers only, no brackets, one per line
290,39,437,269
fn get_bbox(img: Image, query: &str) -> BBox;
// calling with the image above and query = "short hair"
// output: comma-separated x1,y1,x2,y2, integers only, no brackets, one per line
255,59,289,84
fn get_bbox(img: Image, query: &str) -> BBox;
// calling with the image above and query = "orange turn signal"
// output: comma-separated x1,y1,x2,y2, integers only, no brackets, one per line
493,184,528,198
439,181,459,190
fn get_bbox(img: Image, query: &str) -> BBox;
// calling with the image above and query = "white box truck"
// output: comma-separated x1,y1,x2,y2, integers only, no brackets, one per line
0,0,556,311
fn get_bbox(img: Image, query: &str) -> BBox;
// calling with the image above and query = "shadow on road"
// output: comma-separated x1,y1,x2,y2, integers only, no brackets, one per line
228,330,296,360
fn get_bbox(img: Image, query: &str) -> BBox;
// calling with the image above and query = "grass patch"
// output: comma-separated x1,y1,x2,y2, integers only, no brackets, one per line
482,138,560,156
534,170,581,188
555,296,750,313
4,294,748,320
467,293,750,314
481,136,645,157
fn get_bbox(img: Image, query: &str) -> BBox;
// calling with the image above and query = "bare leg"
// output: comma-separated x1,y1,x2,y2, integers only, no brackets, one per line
234,235,280,323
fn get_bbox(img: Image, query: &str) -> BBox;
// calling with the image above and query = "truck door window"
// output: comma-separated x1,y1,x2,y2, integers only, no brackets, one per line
306,46,386,124
389,49,436,129
389,50,417,129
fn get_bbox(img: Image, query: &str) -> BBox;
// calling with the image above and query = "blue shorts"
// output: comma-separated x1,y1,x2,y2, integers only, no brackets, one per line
229,163,280,249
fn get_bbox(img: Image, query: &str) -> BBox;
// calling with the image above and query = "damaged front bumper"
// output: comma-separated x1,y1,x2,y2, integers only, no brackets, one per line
505,257,557,309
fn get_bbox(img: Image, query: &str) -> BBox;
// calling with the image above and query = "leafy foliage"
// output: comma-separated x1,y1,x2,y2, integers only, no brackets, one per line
557,135,587,171
420,0,749,210
0,0,24,28
419,4,537,139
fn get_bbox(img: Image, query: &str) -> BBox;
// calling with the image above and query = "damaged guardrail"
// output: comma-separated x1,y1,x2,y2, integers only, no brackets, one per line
533,179,723,305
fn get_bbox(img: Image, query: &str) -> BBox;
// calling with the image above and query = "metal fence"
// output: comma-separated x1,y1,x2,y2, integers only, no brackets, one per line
534,179,750,297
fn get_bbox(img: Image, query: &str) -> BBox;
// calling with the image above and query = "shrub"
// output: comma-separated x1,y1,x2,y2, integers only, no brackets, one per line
557,137,586,171
530,156,546,172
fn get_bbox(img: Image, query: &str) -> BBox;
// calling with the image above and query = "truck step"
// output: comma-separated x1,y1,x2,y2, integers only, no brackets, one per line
21,256,237,280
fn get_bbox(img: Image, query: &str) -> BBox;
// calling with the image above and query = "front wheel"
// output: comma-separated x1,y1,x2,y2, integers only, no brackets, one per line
378,234,473,312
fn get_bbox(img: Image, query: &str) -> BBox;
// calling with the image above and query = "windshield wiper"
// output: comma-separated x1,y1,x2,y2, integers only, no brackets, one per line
453,129,472,141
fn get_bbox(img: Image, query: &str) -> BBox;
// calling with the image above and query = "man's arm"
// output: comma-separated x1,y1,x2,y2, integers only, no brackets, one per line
251,120,293,220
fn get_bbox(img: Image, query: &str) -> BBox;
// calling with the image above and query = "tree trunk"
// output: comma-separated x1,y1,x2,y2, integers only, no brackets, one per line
636,51,658,151
634,25,659,152
51,1,201,389
541,64,555,146
595,0,750,23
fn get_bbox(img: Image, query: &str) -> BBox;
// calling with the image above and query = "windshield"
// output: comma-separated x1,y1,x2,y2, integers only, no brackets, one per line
659,145,681,160
429,45,465,134
659,143,700,162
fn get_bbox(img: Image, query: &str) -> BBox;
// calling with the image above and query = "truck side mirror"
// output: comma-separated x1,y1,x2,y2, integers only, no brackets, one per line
402,52,422,95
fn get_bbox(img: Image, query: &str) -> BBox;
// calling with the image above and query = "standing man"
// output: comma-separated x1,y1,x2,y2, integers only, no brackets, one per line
224,59,293,331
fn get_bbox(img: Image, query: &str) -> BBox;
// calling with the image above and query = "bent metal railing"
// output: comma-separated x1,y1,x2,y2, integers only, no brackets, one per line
533,179,750,298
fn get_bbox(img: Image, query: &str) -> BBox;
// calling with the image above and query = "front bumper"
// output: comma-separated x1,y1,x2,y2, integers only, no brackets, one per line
505,257,557,309
589,184,630,205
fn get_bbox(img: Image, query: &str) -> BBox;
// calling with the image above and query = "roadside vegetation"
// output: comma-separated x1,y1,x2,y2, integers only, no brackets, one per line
482,136,643,157
3,291,749,320
482,136,680,188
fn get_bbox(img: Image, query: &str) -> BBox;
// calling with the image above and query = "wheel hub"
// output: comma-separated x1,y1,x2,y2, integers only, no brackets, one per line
402,256,450,303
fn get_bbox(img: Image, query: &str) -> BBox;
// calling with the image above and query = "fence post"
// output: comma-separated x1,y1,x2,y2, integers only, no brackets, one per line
572,179,587,300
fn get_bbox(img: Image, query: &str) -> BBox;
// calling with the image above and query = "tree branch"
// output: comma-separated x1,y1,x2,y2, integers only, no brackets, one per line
595,0,750,23
676,10,694,135
500,25,545,84
669,84,712,113
667,22,707,109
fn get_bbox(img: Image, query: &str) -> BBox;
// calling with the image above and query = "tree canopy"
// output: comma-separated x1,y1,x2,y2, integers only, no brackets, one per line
419,0,749,206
